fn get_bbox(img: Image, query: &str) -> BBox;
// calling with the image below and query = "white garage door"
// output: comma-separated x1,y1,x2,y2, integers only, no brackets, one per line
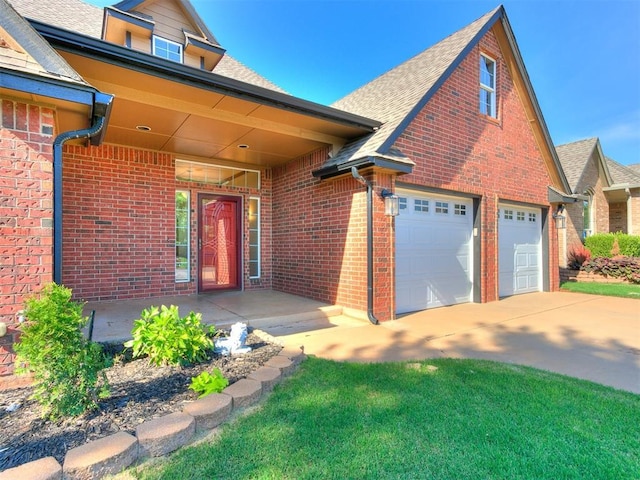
498,204,542,297
395,190,473,314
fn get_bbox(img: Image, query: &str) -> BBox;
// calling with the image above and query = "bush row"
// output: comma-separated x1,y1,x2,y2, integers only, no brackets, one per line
584,233,640,258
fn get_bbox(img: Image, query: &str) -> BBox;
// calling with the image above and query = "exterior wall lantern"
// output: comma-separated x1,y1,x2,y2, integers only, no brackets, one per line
553,204,566,229
381,189,399,216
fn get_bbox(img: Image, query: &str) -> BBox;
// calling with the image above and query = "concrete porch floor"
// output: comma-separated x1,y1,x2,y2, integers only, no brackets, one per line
85,290,364,344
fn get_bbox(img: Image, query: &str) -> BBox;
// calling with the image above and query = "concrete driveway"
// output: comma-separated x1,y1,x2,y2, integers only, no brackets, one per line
275,292,640,394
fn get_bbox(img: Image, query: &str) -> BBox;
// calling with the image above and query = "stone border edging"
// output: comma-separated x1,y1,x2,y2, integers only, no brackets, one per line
0,332,305,480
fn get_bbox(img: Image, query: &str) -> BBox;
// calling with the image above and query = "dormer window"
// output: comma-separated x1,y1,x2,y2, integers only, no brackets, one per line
153,36,183,63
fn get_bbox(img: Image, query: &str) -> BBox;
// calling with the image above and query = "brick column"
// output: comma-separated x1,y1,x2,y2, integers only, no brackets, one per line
0,99,54,376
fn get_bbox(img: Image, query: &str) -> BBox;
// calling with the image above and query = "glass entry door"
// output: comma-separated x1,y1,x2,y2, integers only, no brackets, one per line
198,194,241,291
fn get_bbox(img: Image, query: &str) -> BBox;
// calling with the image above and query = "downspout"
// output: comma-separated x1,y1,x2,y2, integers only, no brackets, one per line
351,167,380,325
52,93,113,284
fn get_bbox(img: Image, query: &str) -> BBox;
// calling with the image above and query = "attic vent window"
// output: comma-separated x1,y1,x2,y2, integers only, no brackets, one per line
153,36,183,63
479,54,496,118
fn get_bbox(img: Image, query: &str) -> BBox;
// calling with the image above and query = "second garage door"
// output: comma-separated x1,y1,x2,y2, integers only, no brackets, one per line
498,204,542,297
395,190,473,314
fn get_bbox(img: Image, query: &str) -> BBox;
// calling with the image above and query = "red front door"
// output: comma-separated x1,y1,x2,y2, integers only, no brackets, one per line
198,195,241,292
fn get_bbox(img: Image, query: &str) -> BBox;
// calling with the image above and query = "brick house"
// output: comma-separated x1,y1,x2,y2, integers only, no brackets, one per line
556,138,640,266
1,0,574,375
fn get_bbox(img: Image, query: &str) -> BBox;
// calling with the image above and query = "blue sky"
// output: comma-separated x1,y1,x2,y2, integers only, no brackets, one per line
88,1,640,166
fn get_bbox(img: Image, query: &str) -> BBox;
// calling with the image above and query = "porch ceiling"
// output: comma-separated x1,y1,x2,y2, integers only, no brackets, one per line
56,51,369,168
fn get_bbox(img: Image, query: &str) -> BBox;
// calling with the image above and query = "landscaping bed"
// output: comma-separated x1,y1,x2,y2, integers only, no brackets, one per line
0,331,282,471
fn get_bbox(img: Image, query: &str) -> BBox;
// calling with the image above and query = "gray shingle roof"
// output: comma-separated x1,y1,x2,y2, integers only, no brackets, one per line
606,157,640,186
1,0,88,85
7,0,287,93
555,138,599,192
318,7,502,172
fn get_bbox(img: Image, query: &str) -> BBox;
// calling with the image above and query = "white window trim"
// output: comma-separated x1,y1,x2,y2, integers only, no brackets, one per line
249,197,261,279
175,190,190,283
153,35,183,63
480,53,497,118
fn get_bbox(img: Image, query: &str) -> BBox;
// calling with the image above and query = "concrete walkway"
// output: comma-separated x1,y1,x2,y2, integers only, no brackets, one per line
275,292,640,394
88,290,639,394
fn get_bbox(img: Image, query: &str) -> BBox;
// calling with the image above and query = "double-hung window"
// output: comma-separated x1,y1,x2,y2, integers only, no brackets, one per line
480,54,496,118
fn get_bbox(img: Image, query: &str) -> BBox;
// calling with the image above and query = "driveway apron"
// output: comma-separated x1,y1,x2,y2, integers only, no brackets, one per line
276,292,640,394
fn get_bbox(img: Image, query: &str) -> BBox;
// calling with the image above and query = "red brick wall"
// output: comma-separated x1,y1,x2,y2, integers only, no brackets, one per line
62,145,270,301
271,149,395,320
0,100,55,376
391,30,559,301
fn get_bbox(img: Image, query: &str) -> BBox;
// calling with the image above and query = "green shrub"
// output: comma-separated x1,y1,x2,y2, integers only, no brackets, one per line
189,368,229,398
14,283,111,419
124,305,215,366
584,233,640,258
584,233,616,258
615,233,640,257
581,257,640,283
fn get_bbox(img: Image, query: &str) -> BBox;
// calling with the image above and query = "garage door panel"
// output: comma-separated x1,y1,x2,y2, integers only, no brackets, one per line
498,205,542,297
396,190,473,314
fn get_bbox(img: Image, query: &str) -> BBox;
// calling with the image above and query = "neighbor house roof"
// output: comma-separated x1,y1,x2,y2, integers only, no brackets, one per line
7,0,288,93
555,137,616,193
606,157,640,188
313,5,571,195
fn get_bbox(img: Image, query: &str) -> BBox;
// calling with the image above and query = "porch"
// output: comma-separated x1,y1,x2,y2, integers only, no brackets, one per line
84,290,365,344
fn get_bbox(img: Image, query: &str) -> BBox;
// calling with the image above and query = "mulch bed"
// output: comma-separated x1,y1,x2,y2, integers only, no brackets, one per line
0,331,282,471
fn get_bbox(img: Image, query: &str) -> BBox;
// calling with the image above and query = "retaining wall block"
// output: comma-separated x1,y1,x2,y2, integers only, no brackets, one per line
248,366,282,393
62,431,138,480
182,393,233,431
0,456,61,480
222,378,262,409
136,412,196,458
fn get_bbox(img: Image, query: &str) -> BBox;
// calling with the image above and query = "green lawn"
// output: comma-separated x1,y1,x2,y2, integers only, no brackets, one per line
561,281,640,298
127,358,640,480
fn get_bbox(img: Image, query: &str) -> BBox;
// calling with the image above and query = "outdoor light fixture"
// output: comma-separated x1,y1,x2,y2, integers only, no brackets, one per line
553,204,566,229
381,189,399,216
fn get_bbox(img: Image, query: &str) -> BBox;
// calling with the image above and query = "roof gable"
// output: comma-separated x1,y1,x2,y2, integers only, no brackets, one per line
316,5,571,193
111,0,218,45
8,0,286,93
0,0,86,84
321,7,500,176
555,138,613,193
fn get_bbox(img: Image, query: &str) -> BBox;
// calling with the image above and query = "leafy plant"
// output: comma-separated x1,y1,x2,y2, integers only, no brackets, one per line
584,233,616,258
581,256,640,284
124,305,215,366
567,243,591,269
189,368,229,398
14,283,111,419
585,233,640,258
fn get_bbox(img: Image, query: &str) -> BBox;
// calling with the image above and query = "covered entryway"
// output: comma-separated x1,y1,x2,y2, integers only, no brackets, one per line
395,189,474,313
498,204,542,297
198,194,242,291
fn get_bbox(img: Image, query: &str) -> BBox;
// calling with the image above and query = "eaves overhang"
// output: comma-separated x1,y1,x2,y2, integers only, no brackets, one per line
29,20,381,134
0,67,96,106
312,155,414,180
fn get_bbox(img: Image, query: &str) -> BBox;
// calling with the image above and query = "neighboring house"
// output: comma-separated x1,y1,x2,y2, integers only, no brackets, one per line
556,138,640,266
0,0,574,375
